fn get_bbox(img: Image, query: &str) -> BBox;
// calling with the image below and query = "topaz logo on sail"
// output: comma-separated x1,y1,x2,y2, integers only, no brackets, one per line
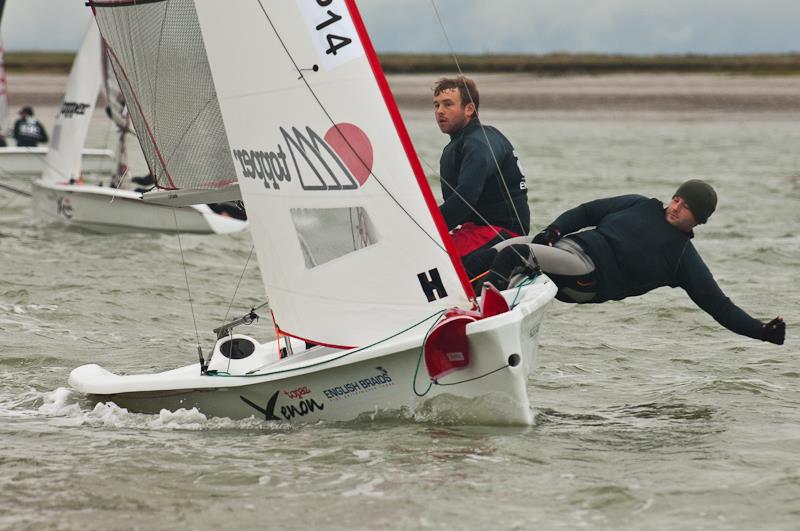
232,123,373,192
59,101,91,118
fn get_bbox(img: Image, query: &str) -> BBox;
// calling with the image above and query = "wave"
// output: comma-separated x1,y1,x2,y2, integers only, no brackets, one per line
1,387,287,431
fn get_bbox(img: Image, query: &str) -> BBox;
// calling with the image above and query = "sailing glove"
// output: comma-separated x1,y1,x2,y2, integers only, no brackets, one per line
760,317,785,345
532,225,561,246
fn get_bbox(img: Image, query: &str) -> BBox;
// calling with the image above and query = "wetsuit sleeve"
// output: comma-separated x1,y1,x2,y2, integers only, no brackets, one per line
550,195,646,234
676,245,764,340
439,136,496,229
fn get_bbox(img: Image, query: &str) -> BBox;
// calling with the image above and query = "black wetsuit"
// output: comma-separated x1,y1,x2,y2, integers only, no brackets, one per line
547,194,764,340
439,118,529,235
13,116,49,147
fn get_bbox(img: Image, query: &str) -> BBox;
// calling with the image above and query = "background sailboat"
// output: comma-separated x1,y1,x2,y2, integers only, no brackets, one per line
69,0,557,425
0,0,113,177
30,21,246,234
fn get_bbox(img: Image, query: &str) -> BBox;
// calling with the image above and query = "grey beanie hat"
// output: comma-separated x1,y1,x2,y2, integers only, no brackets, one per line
674,179,717,224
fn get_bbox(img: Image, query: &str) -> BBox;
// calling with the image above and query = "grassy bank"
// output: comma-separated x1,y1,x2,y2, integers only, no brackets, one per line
4,52,77,73
6,51,800,75
379,53,800,75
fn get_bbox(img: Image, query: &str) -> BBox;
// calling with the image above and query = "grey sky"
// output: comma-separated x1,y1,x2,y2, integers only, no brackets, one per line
2,0,798,54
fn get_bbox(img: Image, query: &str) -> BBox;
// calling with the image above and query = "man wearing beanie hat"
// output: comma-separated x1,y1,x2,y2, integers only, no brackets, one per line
461,179,785,345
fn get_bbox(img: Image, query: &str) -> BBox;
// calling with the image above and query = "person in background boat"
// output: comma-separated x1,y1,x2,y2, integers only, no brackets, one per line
12,106,48,147
131,172,155,192
433,76,529,258
465,179,786,345
208,201,247,221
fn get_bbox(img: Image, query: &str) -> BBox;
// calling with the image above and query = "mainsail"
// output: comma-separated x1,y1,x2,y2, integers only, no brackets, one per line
194,0,473,347
88,0,239,203
41,23,103,182
90,0,473,348
100,40,131,188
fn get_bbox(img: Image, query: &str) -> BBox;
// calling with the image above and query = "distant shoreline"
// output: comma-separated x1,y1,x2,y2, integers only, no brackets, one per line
8,71,800,118
5,51,800,75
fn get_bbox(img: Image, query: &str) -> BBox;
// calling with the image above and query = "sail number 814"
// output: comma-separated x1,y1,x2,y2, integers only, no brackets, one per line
314,0,352,56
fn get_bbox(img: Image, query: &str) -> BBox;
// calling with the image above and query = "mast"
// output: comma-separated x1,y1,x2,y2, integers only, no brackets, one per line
100,40,130,188
342,0,474,300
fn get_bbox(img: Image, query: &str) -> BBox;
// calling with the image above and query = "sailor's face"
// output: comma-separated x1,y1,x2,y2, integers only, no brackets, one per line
434,89,473,134
665,196,698,232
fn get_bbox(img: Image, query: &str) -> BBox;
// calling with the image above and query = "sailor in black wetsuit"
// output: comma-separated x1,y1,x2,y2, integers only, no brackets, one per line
433,76,529,258
466,180,785,345
12,106,48,147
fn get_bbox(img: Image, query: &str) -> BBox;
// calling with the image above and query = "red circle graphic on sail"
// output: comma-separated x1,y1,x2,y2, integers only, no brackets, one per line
324,123,373,187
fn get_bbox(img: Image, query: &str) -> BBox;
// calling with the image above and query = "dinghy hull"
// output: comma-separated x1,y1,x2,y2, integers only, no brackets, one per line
32,179,246,234
70,278,557,425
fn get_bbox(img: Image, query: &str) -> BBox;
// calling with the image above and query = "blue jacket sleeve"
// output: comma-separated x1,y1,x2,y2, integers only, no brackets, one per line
551,195,646,234
439,137,496,229
676,244,764,340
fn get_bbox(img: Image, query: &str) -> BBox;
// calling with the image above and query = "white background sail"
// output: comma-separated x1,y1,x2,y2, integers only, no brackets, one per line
195,0,472,347
41,23,102,182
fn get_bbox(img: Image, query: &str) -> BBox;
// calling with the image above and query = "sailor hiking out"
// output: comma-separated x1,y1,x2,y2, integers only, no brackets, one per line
464,179,786,345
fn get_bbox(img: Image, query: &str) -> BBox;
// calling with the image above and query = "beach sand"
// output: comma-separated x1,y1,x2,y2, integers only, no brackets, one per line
6,71,800,119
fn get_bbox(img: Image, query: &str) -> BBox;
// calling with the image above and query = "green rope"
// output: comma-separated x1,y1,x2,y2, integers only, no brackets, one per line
432,364,510,387
509,273,539,309
412,311,449,397
208,278,543,395
411,277,543,397
206,309,447,379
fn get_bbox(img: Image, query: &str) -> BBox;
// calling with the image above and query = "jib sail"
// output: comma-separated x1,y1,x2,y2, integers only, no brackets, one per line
193,0,473,347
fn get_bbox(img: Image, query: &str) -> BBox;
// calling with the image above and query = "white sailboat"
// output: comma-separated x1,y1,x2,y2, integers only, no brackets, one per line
30,22,246,235
0,2,113,177
69,0,557,425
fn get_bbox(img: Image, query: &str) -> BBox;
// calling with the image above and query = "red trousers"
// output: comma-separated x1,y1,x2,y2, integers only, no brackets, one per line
450,222,519,257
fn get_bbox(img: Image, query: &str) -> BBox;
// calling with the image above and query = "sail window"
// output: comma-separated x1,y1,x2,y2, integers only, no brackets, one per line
291,207,377,268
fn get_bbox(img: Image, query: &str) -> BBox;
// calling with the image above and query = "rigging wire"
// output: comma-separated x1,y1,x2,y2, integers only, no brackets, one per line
417,154,532,264
0,179,33,197
429,0,527,238
170,209,203,353
254,0,447,255
212,309,448,377
221,243,257,324
253,0,530,269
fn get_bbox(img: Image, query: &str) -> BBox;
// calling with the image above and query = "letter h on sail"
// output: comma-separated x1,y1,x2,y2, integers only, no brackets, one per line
417,268,448,302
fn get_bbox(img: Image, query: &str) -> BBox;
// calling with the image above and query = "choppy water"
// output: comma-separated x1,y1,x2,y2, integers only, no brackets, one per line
1,95,799,530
